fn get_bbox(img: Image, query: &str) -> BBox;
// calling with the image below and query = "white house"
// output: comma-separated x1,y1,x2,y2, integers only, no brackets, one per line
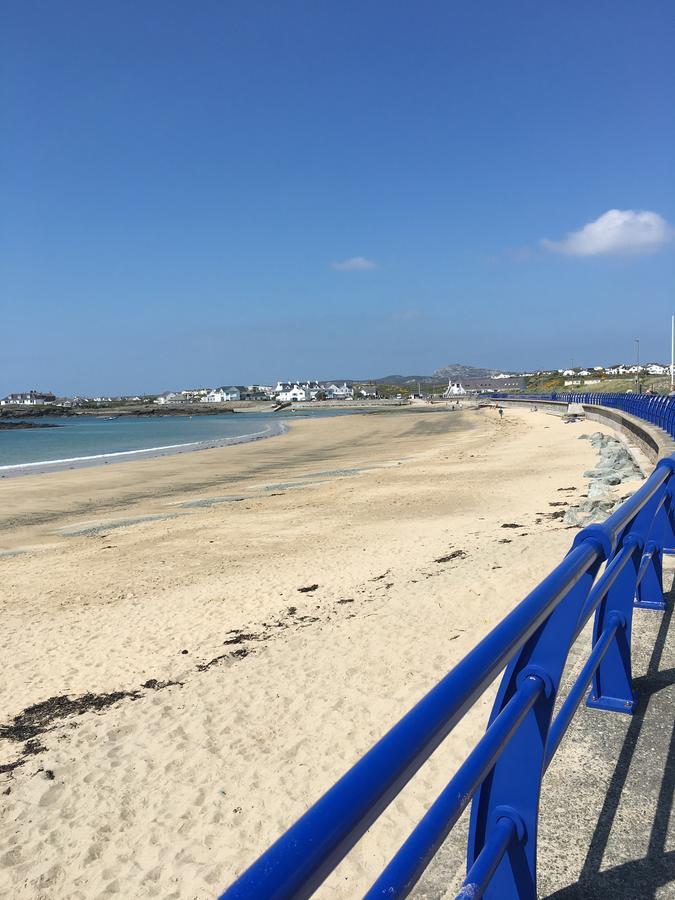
274,380,325,402
1,391,56,406
202,386,241,403
277,384,311,402
325,382,354,400
154,391,179,404
443,381,467,397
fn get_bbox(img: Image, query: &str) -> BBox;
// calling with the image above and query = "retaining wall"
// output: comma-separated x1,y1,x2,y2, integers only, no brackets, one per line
489,397,675,463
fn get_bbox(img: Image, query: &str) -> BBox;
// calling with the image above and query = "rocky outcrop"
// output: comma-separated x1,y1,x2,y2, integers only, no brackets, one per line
0,421,60,429
564,432,644,527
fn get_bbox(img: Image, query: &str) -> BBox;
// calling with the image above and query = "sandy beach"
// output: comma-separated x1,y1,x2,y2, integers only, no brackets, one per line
0,406,644,898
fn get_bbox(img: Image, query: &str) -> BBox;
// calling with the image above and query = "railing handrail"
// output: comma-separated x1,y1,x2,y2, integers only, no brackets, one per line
219,393,675,900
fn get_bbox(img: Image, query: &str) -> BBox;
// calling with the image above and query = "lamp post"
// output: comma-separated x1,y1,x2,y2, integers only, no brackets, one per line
634,338,641,394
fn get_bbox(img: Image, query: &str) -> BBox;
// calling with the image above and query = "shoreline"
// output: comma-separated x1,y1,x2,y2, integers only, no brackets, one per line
0,398,413,420
0,405,464,480
0,421,288,479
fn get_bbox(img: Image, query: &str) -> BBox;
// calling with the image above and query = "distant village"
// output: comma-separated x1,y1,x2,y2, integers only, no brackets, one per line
1,381,362,408
1,362,671,408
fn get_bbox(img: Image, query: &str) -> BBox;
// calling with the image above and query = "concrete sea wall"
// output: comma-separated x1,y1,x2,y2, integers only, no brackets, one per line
489,397,675,462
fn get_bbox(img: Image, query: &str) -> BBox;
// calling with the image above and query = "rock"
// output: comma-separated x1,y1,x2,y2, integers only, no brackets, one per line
616,465,642,482
578,497,614,513
563,508,583,526
588,482,611,500
599,451,629,466
585,507,612,524
578,434,590,440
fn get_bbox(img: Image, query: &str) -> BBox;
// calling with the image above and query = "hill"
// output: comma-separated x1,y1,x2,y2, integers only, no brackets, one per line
432,363,501,380
346,364,504,386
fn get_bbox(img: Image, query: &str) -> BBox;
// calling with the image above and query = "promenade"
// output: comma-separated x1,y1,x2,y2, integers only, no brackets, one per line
411,560,675,899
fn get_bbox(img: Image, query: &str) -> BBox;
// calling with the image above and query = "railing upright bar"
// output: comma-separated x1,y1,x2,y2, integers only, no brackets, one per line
466,536,603,900
364,676,545,900
455,817,517,900
544,615,621,769
572,541,636,644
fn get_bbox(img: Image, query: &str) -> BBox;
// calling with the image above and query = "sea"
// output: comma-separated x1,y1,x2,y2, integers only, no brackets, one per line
0,408,366,476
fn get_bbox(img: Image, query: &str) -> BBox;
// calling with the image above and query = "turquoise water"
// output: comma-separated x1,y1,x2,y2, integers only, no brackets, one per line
0,408,366,472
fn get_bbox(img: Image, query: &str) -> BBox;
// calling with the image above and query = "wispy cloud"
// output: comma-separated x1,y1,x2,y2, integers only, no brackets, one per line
330,256,378,271
541,209,673,257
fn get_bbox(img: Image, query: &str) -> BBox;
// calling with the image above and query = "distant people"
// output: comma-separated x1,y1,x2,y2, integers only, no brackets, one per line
499,408,504,420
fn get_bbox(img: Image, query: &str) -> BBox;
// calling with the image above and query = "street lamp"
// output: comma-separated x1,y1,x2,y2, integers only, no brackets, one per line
634,338,641,394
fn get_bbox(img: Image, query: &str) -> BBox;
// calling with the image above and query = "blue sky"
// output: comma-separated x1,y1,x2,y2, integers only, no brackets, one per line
2,1,675,394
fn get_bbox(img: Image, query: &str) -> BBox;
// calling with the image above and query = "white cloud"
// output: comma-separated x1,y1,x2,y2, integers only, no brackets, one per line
541,209,673,257
330,256,378,271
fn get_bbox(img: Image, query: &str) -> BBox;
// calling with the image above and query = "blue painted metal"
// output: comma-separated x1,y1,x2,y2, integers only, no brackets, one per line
466,536,602,899
573,541,635,644
456,816,517,900
219,395,673,900
634,466,675,609
585,527,643,715
545,614,620,768
219,542,599,900
363,676,544,899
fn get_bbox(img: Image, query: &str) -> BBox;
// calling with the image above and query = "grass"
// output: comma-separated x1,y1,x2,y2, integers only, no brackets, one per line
523,374,672,395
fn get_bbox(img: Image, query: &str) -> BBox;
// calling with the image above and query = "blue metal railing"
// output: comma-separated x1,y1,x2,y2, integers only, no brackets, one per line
219,396,675,900
490,390,675,440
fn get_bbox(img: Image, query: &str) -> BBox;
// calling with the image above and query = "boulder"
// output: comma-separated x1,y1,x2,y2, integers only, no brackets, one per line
563,508,583,526
588,481,613,500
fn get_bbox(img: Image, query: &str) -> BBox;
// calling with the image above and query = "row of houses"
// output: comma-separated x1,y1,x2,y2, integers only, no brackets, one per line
441,375,526,397
0,391,58,406
532,363,671,378
153,381,358,405
3,391,156,407
155,386,267,404
273,381,354,402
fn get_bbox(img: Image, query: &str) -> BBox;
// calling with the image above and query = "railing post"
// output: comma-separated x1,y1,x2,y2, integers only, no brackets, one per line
466,537,603,899
585,532,643,715
635,460,675,608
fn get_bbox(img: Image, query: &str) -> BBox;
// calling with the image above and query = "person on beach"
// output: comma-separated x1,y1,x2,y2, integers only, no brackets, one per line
499,408,504,420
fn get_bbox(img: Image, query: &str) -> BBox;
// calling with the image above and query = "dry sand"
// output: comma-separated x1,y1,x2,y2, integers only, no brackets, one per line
0,406,643,898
